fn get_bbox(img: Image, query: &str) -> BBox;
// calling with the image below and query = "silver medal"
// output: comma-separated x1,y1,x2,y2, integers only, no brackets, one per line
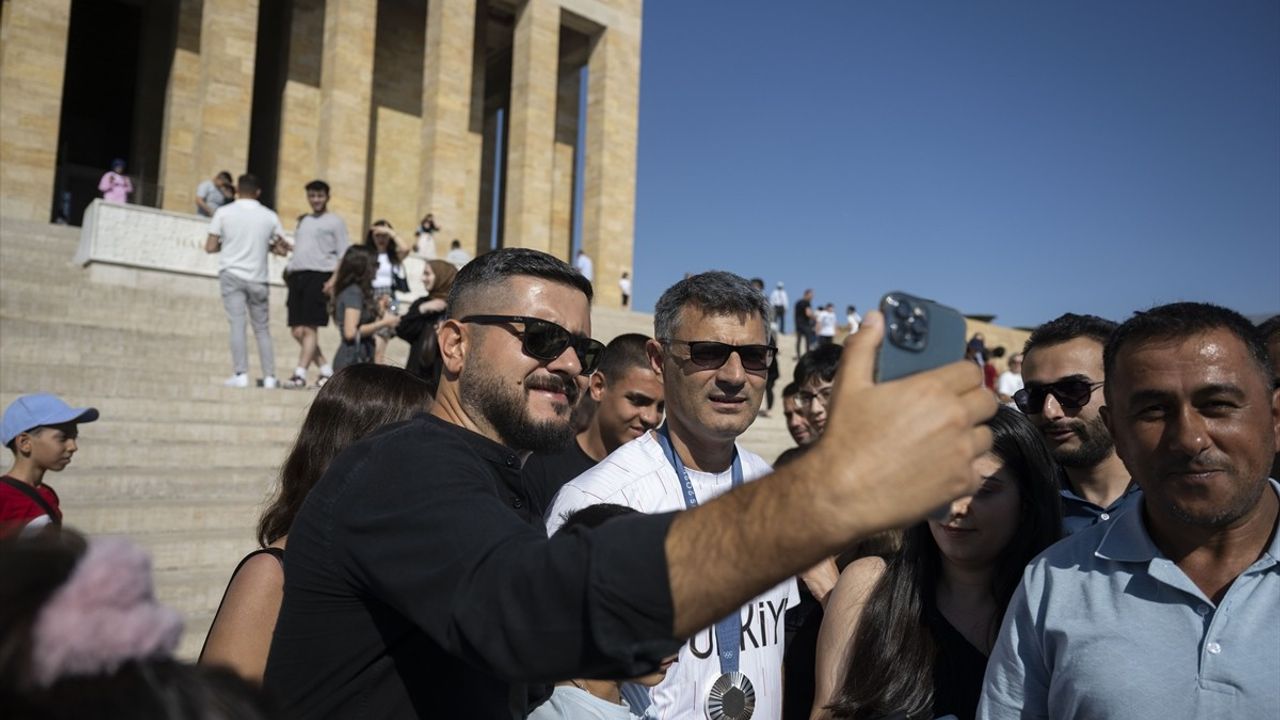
706,671,755,720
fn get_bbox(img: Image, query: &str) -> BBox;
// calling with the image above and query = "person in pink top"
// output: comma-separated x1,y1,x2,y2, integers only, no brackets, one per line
97,158,133,204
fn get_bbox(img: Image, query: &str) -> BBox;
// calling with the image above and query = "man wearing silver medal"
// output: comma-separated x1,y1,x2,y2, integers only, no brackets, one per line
547,272,799,720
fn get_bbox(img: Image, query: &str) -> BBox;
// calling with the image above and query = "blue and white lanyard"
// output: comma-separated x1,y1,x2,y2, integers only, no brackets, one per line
654,424,744,675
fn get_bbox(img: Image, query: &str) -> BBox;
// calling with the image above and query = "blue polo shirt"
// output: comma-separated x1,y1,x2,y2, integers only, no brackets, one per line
979,480,1280,720
1058,469,1143,535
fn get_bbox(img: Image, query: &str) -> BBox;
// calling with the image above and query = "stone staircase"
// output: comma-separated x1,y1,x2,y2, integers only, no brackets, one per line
0,216,798,660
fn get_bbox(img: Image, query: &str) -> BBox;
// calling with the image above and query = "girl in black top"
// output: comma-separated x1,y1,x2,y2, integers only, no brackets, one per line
812,407,1062,720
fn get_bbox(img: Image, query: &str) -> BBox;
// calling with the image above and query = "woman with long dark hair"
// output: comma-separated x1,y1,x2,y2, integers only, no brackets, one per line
330,247,399,372
199,365,433,682
811,406,1062,720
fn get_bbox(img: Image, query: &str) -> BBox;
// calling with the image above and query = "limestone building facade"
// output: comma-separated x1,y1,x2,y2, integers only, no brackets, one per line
0,0,641,306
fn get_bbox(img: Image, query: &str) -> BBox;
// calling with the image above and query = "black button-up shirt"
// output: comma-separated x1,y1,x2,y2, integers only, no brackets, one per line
263,414,680,718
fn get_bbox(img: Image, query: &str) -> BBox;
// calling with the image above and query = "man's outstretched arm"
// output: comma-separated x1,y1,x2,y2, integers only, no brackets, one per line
665,311,995,637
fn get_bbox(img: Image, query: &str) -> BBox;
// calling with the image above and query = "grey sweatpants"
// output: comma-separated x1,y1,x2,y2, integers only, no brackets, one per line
220,272,275,377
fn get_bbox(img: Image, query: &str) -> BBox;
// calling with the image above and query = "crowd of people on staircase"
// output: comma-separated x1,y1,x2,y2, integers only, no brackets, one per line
3,173,1279,720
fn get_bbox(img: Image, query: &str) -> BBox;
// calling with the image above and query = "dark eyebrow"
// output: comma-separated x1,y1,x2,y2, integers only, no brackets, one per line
1125,384,1247,408
1192,383,1247,401
1026,373,1095,387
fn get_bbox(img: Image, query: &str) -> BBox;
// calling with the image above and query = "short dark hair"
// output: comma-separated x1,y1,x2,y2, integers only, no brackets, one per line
216,170,233,182
450,239,462,249
304,179,330,194
1023,313,1118,358
781,381,800,399
1258,315,1280,345
598,333,653,382
447,247,593,318
1103,302,1273,401
653,271,770,341
237,174,260,194
555,503,637,535
794,344,842,387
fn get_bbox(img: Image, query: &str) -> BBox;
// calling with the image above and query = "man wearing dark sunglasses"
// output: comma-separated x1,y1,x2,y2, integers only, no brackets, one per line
1019,313,1140,535
267,250,997,719
546,270,796,720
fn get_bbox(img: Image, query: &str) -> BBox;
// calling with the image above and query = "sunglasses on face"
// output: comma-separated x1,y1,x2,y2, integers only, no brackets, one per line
459,315,605,375
1014,379,1105,414
661,339,776,372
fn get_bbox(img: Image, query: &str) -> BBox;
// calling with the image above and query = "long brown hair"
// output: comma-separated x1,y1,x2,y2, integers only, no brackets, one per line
328,246,376,322
257,365,433,546
827,407,1063,719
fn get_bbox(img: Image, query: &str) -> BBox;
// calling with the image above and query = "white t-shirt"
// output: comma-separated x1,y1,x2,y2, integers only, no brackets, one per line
373,251,394,289
997,370,1024,405
769,288,788,308
846,312,862,334
546,432,800,720
527,685,639,720
576,253,595,282
207,199,284,283
816,309,837,338
619,277,632,296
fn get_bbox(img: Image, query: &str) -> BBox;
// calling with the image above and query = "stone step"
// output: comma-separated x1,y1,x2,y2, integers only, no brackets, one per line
68,497,265,535
115,527,257,573
46,467,277,503
176,614,215,662
90,416,302,445
73,438,286,469
0,393,311,425
2,360,336,403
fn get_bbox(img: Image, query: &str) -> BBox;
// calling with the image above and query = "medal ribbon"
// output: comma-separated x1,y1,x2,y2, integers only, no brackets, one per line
654,423,744,675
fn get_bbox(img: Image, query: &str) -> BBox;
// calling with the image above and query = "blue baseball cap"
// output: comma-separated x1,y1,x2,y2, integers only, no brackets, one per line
1,394,99,446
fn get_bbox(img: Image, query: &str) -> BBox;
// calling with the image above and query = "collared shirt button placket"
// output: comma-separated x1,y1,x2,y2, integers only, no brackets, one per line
1206,642,1222,655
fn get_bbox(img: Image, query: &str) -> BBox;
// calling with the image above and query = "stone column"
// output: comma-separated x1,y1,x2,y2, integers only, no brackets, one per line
158,0,259,215
0,0,72,222
581,23,641,308
420,0,479,258
315,0,375,229
502,0,560,253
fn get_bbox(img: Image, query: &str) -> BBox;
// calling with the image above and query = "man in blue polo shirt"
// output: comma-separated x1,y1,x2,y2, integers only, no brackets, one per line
980,302,1280,719
1016,313,1141,534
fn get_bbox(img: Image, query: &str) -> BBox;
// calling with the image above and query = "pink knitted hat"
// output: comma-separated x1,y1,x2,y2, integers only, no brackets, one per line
29,536,184,687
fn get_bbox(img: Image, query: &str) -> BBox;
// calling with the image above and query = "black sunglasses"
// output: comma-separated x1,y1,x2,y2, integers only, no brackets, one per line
1014,379,1105,414
661,339,776,372
459,315,605,375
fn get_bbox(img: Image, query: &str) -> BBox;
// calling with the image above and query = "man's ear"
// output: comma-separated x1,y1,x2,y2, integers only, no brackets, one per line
589,371,607,402
438,320,468,376
646,339,665,378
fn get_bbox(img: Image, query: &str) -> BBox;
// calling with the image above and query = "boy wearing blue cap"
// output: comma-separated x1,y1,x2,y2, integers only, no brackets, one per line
1,394,99,538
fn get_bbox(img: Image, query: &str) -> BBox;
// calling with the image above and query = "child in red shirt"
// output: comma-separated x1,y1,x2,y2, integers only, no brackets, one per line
1,394,99,538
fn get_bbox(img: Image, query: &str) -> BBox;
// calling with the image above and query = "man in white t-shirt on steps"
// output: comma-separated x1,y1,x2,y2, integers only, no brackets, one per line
546,271,799,720
205,173,286,389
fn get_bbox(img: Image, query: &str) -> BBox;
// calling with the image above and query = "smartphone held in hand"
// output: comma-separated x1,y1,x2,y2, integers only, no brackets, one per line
873,291,967,383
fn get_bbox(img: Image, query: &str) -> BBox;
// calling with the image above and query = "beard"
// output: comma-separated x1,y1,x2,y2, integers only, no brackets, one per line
1049,414,1115,469
460,363,578,454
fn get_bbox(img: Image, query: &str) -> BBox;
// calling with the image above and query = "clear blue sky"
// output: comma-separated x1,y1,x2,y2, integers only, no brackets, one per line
628,1,1280,328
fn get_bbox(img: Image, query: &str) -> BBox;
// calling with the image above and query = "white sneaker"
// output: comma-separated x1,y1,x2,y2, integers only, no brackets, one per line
261,376,279,389
224,373,249,388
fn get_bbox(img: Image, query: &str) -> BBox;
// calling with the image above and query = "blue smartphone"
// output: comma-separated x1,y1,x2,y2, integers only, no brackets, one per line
874,291,970,521
874,291,967,383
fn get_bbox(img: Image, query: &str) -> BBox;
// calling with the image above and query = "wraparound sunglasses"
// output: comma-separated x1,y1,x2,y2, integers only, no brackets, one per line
460,315,605,375
660,339,777,372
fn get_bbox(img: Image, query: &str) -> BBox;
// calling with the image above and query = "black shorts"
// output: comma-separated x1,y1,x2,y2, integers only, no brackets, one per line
286,270,331,327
